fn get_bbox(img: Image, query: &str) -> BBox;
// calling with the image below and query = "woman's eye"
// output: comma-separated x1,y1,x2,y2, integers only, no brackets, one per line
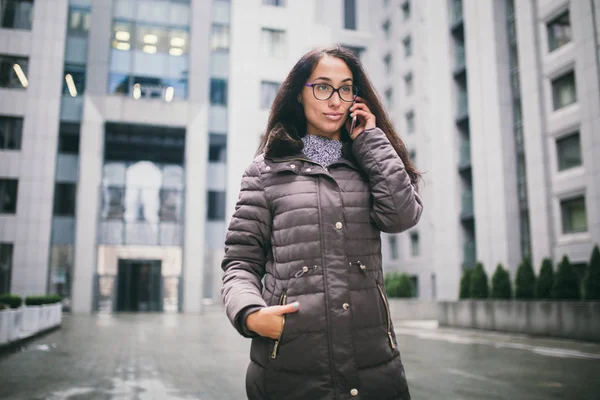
317,84,329,91
341,86,351,93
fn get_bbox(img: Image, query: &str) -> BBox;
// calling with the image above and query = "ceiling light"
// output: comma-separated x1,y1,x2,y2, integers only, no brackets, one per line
165,86,174,102
144,34,158,44
170,37,185,47
65,74,77,97
115,42,131,51
133,83,141,100
115,31,130,41
143,45,157,54
169,48,183,56
13,64,28,88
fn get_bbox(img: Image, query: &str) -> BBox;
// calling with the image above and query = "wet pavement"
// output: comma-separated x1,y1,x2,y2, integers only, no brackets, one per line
1,308,599,400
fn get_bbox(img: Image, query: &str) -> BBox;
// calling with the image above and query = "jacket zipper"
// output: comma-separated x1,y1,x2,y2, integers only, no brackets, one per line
316,177,339,397
376,283,396,350
271,291,287,359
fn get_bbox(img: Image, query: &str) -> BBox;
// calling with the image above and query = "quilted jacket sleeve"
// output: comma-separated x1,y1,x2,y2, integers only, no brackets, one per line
351,127,424,233
221,161,272,338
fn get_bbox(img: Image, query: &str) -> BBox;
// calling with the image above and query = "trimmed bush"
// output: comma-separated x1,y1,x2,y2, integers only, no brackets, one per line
0,293,23,309
515,257,536,299
536,258,554,299
491,264,512,299
583,245,600,300
385,273,414,298
459,269,472,299
552,256,580,300
25,295,62,306
470,262,489,299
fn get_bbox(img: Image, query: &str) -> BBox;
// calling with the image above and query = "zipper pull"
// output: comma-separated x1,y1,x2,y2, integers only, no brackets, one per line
388,332,396,349
294,266,310,278
271,340,280,359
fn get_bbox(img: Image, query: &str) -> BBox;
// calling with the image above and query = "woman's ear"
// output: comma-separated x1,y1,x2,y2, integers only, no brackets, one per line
297,95,303,104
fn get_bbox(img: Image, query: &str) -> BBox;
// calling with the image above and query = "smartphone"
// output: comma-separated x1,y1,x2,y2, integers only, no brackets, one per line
350,114,357,134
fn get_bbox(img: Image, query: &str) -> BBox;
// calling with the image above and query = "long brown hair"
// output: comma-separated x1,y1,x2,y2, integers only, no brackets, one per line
257,46,422,190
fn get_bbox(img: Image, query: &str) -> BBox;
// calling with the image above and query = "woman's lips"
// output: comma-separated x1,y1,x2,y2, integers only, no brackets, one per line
324,113,343,121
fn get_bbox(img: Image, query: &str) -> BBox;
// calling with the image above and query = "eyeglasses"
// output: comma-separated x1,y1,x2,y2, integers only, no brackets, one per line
305,83,358,102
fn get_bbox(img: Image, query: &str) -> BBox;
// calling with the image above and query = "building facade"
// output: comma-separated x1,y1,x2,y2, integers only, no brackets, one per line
0,0,374,312
372,0,600,300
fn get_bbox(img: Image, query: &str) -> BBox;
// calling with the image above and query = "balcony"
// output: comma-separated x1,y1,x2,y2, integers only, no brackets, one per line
460,190,474,220
463,240,476,269
458,139,471,172
453,46,466,78
456,90,469,125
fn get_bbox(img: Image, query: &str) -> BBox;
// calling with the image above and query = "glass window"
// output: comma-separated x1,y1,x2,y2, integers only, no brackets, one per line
168,29,189,56
159,188,182,222
211,24,229,51
263,0,285,6
340,45,364,60
410,232,420,257
0,0,33,30
561,196,587,234
261,28,286,58
410,276,419,297
101,186,125,220
63,64,86,97
0,115,23,150
68,6,91,35
0,179,18,214
261,81,280,109
135,24,169,54
406,111,415,133
210,78,227,105
112,20,134,51
209,134,227,163
58,123,80,154
547,10,571,52
344,0,356,30
389,235,398,260
552,71,576,110
0,243,13,294
401,1,410,20
384,87,393,109
382,20,391,40
383,53,392,75
53,183,77,217
207,191,226,221
0,55,28,89
403,36,412,58
409,149,416,165
556,132,582,171
404,73,413,95
49,245,73,302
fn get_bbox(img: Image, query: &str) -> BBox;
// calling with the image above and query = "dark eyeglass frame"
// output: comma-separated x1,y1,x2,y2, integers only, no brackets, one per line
304,83,358,102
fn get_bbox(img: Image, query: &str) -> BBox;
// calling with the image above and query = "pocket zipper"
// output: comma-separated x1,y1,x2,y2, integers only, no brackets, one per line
376,283,396,350
271,292,287,359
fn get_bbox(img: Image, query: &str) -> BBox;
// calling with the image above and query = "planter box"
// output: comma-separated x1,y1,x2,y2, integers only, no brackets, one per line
22,306,41,333
0,309,10,345
438,301,600,342
388,299,438,320
7,309,23,342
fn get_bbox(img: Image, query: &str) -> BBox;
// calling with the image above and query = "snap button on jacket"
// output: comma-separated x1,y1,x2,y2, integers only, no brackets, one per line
222,126,423,400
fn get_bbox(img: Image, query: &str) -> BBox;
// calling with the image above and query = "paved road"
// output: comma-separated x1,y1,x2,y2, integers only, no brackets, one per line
1,308,599,399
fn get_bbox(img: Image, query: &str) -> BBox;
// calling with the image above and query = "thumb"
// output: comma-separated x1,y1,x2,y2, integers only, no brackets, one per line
274,302,299,315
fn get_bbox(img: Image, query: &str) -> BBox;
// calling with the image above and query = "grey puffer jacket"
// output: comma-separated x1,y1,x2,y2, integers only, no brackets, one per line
221,124,423,400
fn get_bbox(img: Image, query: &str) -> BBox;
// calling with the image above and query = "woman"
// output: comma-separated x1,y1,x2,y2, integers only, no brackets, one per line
221,46,423,400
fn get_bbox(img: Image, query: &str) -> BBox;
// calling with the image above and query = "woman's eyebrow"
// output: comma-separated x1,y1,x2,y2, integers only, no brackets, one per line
313,77,354,82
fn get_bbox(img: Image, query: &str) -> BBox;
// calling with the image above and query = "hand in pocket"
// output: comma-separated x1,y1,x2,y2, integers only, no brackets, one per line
246,302,300,339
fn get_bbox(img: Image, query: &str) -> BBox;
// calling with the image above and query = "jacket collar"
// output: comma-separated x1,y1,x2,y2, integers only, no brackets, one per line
264,122,358,170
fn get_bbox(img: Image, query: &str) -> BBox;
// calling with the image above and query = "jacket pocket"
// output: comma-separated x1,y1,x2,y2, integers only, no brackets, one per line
270,291,287,359
376,283,396,350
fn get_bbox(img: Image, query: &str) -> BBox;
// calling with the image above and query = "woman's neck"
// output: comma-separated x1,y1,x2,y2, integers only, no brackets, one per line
306,130,341,141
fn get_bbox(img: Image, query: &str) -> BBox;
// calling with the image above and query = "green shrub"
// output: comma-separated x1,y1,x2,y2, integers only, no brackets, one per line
515,257,536,299
0,293,23,309
25,295,62,306
470,262,489,299
536,258,554,299
385,273,414,298
491,264,512,299
583,245,600,300
552,256,580,300
459,269,472,299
